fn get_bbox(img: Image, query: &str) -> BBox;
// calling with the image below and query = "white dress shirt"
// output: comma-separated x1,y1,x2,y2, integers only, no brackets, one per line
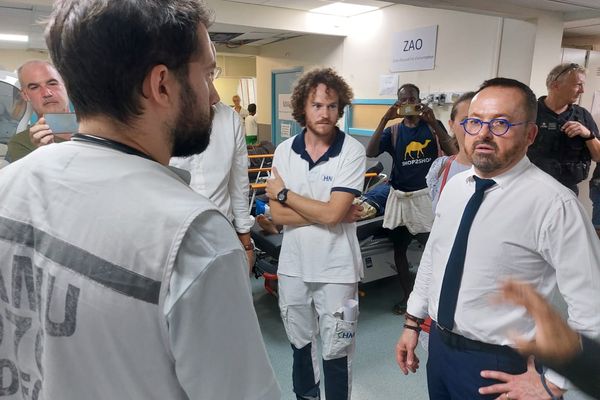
165,211,281,399
408,156,600,387
170,102,254,233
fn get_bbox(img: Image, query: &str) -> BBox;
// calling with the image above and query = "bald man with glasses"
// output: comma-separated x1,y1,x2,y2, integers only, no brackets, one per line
527,63,600,195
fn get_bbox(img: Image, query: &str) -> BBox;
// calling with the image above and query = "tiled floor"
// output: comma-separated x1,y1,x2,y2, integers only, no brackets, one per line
251,275,594,400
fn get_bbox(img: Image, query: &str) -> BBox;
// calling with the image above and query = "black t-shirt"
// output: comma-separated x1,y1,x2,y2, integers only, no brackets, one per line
378,119,444,192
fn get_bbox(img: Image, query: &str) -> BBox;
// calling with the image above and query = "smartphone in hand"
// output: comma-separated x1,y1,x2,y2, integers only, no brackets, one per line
44,112,78,134
397,104,423,117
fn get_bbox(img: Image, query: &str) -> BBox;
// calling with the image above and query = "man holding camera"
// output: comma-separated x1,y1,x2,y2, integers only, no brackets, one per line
6,60,70,162
366,83,456,314
527,63,600,195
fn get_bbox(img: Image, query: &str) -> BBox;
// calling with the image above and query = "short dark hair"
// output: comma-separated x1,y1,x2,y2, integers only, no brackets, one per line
450,91,476,121
291,68,353,127
45,0,213,125
397,83,420,99
248,103,256,114
478,78,537,121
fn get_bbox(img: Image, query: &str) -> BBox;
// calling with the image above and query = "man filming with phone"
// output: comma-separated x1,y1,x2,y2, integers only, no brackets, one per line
366,83,457,314
6,60,71,162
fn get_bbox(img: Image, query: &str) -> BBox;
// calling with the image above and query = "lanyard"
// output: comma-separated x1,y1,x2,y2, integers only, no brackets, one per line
71,133,156,162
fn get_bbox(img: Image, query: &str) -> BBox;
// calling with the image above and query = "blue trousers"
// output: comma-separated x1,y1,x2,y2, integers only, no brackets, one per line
427,324,527,399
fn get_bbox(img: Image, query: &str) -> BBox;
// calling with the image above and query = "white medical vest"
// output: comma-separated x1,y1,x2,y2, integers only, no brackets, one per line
0,141,220,399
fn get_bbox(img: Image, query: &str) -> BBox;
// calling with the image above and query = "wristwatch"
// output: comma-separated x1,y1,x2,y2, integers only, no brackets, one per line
277,188,289,204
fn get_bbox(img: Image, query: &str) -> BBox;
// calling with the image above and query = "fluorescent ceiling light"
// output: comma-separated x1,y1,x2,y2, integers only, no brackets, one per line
310,2,378,17
0,34,29,42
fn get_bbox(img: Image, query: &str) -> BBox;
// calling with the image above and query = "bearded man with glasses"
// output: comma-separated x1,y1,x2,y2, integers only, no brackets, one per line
395,77,600,400
527,63,600,195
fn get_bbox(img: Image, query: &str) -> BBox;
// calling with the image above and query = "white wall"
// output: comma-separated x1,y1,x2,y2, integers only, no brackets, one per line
0,49,49,72
255,35,344,125
345,6,500,99
498,18,537,82
252,4,560,130
342,5,539,126
528,13,564,97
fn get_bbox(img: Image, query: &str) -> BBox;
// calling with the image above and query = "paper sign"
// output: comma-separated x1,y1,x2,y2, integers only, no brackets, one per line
281,122,291,138
278,94,293,120
391,25,438,72
379,74,398,96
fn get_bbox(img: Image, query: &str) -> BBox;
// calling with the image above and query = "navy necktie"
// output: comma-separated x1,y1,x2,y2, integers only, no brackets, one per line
437,176,496,330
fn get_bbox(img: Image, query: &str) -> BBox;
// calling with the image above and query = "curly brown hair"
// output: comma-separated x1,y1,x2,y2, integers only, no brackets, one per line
291,68,353,127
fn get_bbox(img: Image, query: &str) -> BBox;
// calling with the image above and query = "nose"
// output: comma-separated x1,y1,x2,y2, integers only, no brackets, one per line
41,85,53,98
209,80,220,105
477,122,494,140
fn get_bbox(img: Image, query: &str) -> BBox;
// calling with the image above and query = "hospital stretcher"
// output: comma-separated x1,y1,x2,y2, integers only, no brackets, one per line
249,162,424,297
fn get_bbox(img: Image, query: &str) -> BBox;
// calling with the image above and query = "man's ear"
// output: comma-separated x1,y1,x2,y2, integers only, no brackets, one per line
142,64,175,108
527,122,538,146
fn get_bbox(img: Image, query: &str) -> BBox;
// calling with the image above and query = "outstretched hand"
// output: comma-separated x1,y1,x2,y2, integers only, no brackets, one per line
497,280,581,365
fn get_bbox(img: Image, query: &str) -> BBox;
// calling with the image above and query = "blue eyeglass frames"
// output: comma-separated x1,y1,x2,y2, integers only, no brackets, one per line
460,117,530,137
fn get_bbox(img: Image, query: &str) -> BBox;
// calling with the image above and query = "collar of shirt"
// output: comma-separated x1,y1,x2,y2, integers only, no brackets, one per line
463,156,531,193
291,127,346,170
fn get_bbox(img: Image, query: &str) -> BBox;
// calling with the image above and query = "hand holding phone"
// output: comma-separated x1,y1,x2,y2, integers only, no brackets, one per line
396,103,423,117
44,112,78,134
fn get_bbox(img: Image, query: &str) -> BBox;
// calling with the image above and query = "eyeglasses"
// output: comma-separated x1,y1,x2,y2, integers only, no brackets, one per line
460,117,529,136
210,66,222,81
553,63,579,82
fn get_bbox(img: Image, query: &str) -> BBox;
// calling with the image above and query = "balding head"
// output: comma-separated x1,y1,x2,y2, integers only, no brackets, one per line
18,60,69,115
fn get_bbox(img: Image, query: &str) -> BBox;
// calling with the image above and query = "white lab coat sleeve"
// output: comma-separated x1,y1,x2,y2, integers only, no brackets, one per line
228,111,254,233
540,197,600,389
407,229,434,319
164,211,280,399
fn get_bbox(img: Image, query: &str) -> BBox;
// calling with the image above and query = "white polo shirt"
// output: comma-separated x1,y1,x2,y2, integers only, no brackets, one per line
273,128,366,283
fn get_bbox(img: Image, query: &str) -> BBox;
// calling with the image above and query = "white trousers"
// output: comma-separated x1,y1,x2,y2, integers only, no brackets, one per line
278,274,358,400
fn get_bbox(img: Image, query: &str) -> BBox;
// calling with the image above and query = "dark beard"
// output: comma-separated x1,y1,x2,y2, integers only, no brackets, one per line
170,79,214,157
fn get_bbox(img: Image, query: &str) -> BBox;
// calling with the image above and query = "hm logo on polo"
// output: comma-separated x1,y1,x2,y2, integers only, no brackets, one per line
322,175,333,182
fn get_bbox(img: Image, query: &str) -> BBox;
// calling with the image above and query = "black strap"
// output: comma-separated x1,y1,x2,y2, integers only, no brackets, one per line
71,133,156,162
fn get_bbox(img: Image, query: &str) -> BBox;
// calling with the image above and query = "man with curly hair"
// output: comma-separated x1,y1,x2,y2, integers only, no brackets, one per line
266,68,366,400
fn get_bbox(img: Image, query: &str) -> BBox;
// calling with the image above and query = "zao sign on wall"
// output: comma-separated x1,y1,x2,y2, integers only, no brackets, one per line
391,25,438,72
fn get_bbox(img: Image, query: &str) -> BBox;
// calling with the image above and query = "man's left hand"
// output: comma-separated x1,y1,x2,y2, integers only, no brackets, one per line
479,356,565,400
266,167,285,200
562,121,593,139
419,104,437,125
343,203,364,223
